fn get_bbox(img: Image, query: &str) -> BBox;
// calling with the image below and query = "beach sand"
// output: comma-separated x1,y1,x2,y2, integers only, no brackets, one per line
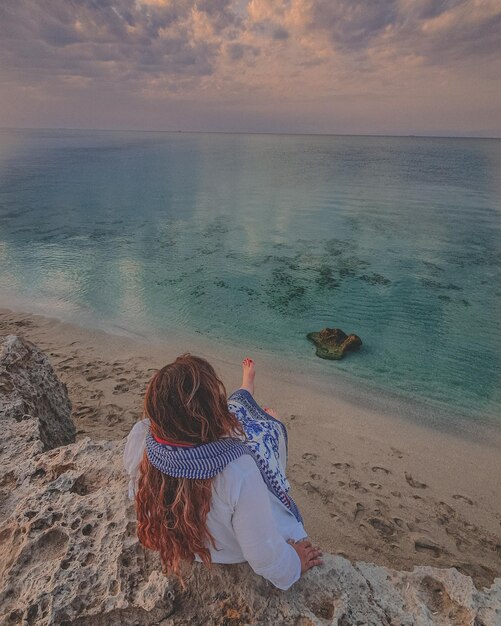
1,306,500,589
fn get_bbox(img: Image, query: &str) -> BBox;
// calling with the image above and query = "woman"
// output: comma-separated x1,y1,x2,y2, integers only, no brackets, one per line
123,354,322,590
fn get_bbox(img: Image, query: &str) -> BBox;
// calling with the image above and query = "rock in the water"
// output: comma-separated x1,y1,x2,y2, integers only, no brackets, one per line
0,338,499,625
0,334,75,450
307,327,362,360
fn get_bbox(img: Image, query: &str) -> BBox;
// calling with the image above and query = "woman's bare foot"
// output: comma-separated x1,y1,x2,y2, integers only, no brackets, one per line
263,406,279,419
241,357,255,395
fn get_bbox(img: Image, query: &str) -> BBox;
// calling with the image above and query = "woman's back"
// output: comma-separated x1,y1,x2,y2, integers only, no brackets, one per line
126,354,322,590
124,424,306,589
200,454,306,589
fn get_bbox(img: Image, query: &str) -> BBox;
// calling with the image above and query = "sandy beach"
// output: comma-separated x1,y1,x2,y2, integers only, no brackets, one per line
1,306,500,589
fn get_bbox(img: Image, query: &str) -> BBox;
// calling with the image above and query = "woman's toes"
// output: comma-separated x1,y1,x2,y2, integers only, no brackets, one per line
242,357,255,370
241,357,256,394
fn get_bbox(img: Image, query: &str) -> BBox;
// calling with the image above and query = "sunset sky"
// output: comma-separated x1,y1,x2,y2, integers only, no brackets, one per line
0,0,500,136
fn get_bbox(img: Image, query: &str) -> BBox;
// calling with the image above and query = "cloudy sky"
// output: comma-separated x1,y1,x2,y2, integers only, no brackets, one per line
0,0,500,135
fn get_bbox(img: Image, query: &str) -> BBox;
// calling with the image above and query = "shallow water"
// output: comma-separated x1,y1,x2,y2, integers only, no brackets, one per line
0,129,500,423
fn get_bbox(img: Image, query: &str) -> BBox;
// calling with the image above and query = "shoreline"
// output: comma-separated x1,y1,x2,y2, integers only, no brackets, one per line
2,291,499,439
1,305,500,588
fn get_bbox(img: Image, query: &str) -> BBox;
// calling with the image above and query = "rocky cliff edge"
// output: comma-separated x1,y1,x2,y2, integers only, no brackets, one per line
0,335,499,626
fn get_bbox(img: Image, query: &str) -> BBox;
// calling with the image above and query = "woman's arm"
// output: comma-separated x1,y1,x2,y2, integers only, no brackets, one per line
230,458,321,590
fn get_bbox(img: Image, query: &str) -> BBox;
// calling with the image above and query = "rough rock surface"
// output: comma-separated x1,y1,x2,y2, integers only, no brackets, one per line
0,335,75,449
307,328,362,360
0,336,499,626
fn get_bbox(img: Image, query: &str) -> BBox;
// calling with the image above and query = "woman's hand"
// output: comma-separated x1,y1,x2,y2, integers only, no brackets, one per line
287,538,323,574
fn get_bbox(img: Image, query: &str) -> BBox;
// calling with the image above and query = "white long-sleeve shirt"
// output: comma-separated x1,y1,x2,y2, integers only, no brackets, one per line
123,419,306,590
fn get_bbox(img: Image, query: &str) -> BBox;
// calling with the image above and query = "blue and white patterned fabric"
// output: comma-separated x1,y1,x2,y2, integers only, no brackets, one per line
145,388,303,523
146,434,251,479
227,388,297,511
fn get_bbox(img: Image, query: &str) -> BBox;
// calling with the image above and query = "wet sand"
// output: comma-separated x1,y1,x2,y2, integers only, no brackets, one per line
1,306,500,589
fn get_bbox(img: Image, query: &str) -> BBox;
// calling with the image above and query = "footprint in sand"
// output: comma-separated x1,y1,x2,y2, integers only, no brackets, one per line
332,462,351,470
102,404,125,426
374,499,389,513
302,481,320,496
452,494,474,505
369,482,382,490
302,482,333,505
86,372,108,382
414,538,443,558
372,466,391,475
407,521,428,533
349,480,367,493
58,356,76,366
390,447,404,459
302,453,317,462
113,382,130,394
453,535,472,553
368,517,395,538
73,406,94,418
353,502,364,521
438,501,455,515
59,363,75,371
437,513,450,526
405,472,427,489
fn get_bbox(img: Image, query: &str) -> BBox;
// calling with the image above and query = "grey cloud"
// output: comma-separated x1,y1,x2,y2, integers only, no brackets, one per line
419,8,501,64
389,1,501,66
272,26,289,41
0,0,226,84
309,0,399,50
0,0,499,94
306,0,500,66
226,43,260,61
196,0,241,32
409,0,465,21
227,43,245,61
250,19,290,42
38,20,84,48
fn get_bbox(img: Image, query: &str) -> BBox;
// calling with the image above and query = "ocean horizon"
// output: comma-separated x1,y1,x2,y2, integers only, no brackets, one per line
3,126,501,139
0,128,500,426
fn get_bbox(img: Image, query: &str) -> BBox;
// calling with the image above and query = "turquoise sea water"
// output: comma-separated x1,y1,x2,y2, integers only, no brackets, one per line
0,129,500,424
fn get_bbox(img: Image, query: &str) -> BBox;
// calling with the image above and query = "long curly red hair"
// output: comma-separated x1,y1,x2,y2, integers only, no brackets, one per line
135,353,244,582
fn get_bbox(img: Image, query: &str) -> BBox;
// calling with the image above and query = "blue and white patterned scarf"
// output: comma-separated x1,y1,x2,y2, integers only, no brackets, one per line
145,388,303,523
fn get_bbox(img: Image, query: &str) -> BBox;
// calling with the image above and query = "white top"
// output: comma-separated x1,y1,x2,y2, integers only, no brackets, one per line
123,419,306,590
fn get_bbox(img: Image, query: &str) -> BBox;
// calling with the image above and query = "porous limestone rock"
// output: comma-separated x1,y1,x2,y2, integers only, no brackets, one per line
0,425,175,626
0,334,75,449
0,336,499,625
307,328,362,360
